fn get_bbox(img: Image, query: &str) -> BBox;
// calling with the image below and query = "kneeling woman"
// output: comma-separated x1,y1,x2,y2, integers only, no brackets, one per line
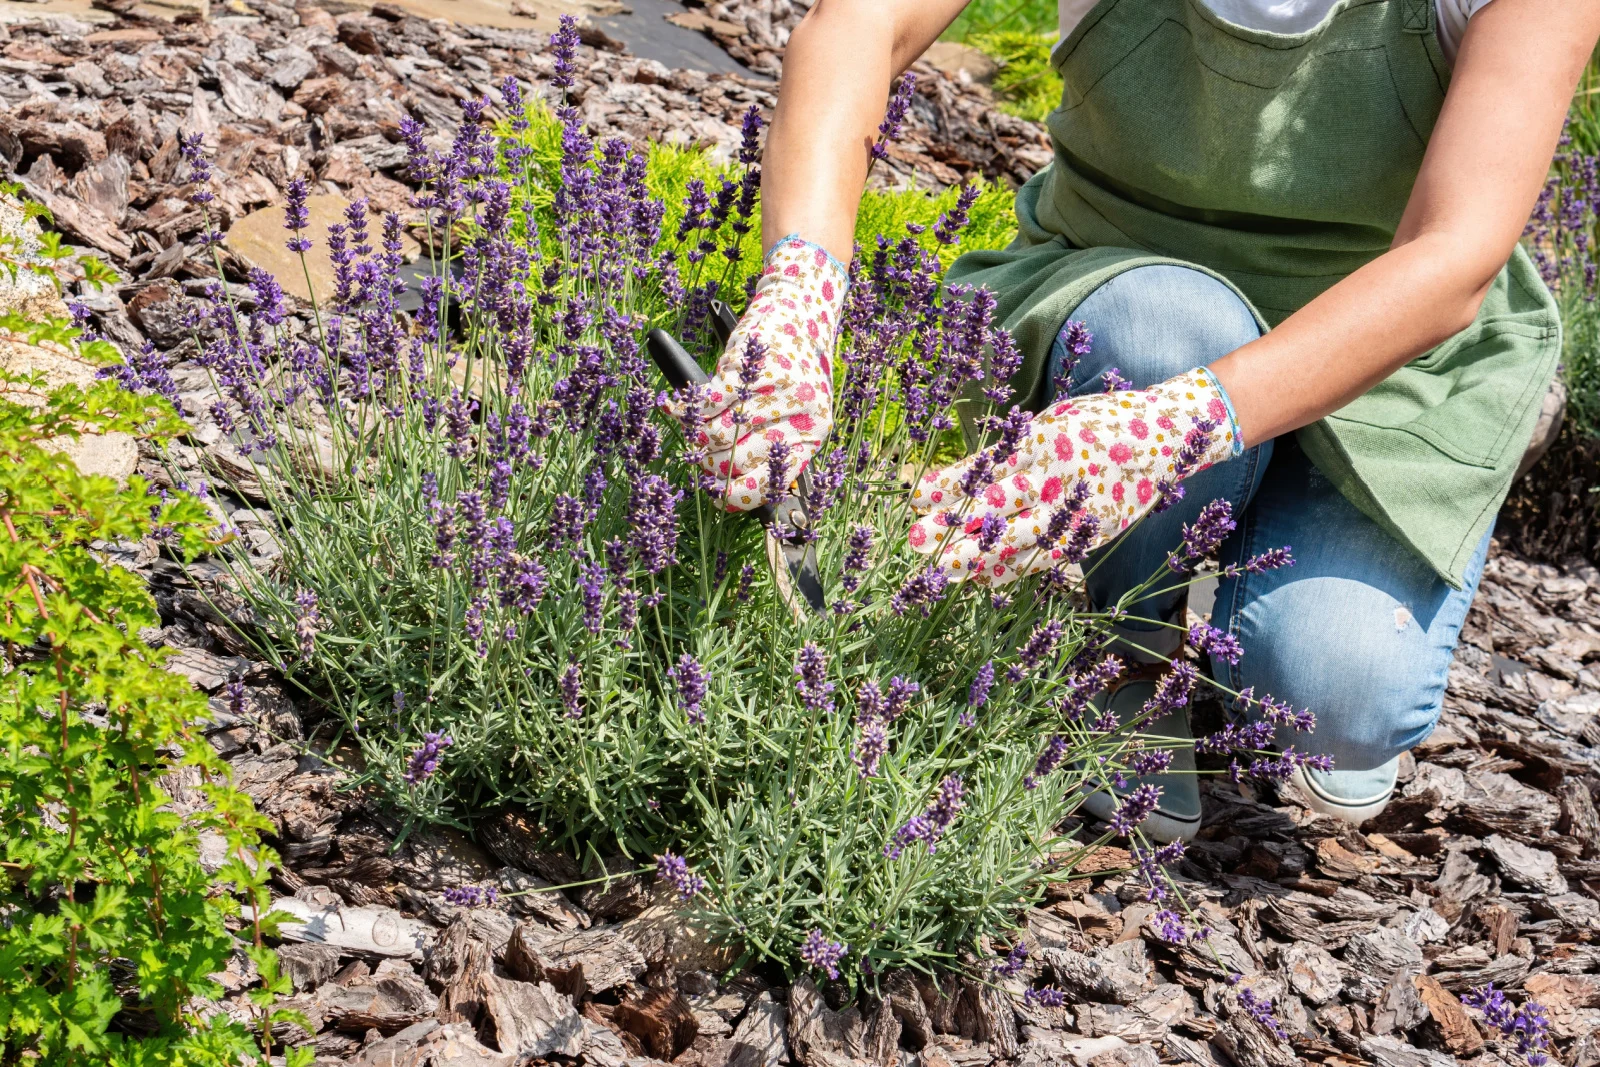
681,0,1598,839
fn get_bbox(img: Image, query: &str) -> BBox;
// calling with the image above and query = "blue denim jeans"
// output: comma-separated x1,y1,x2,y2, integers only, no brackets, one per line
1048,265,1490,789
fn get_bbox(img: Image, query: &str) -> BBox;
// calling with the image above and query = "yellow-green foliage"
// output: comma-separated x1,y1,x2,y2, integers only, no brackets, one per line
0,316,307,1066
943,0,1058,40
505,104,1020,279
970,31,1063,125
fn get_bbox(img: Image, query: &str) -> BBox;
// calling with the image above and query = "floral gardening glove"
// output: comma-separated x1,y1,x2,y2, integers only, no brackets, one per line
673,235,848,511
906,368,1241,586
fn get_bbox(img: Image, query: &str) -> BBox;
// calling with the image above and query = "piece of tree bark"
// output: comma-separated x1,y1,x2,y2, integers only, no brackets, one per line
613,987,700,1059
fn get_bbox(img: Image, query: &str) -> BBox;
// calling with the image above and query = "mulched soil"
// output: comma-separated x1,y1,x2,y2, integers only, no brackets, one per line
7,1,1599,1064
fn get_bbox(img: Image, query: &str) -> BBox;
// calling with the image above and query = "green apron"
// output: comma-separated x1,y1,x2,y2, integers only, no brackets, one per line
946,0,1560,587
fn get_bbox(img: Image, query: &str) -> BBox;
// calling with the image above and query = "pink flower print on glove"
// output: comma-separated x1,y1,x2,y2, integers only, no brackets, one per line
670,236,848,511
905,369,1240,587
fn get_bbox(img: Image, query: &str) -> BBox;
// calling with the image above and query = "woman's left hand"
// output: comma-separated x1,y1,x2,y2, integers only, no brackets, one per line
906,369,1240,586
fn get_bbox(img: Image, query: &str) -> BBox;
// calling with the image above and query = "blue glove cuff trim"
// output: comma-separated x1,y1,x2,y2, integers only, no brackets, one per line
770,233,851,294
1198,366,1246,457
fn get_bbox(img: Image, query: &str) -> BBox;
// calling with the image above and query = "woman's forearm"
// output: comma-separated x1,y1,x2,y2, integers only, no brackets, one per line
1208,233,1498,445
1209,0,1596,448
760,0,970,263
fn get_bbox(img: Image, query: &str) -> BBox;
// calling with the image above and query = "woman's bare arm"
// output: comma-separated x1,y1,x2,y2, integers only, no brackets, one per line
760,0,973,262
1209,0,1600,445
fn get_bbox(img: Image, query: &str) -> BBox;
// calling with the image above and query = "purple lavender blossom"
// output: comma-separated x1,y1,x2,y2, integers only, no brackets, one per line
1052,321,1093,394
1023,987,1065,1008
1232,982,1290,1042
1132,841,1185,904
766,438,792,501
737,104,763,165
1129,749,1174,776
1061,512,1100,564
549,15,579,91
1151,908,1193,943
841,524,873,592
99,341,185,413
404,730,454,784
627,475,682,573
655,851,706,900
933,183,980,247
853,716,889,779
668,653,709,725
1108,783,1162,836
976,512,1005,553
870,74,916,162
443,884,498,908
224,678,246,718
1017,620,1064,673
1167,499,1236,573
884,676,919,721
1024,735,1068,790
1462,984,1551,1066
1100,367,1131,392
559,661,584,719
886,775,964,858
890,566,949,617
180,132,213,200
993,941,1028,977
293,588,321,659
968,661,995,710
284,177,312,253
1188,622,1243,665
1223,546,1294,577
799,929,849,980
794,643,835,714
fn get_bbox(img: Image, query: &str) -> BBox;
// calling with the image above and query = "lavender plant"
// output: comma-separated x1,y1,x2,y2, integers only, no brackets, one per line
1525,125,1600,436
114,18,1316,982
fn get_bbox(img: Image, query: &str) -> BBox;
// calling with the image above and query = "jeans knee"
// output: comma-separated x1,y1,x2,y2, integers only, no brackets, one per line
1227,581,1449,773
1056,265,1261,393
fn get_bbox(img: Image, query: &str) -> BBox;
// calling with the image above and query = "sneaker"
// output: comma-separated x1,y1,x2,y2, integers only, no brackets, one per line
1287,758,1398,825
1077,676,1203,843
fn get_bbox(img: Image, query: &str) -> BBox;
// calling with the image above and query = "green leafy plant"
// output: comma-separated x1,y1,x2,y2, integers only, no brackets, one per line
1524,126,1600,438
0,314,295,1065
968,31,1062,124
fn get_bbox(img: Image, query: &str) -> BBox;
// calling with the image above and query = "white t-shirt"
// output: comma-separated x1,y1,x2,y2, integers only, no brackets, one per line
1058,0,1494,62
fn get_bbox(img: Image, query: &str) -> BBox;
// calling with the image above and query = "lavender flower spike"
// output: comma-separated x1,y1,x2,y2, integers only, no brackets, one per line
655,851,707,900
1108,783,1161,836
871,73,916,161
293,588,321,660
560,661,584,719
443,884,498,908
799,929,848,980
886,775,965,858
1462,984,1552,1066
1232,981,1290,1042
993,941,1028,977
404,730,454,784
284,176,312,253
668,653,709,725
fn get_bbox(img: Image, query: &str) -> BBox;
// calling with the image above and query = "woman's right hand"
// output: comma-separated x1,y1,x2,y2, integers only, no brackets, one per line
906,369,1242,586
673,236,849,512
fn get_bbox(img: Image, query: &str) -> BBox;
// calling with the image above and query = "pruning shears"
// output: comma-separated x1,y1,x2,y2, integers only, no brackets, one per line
646,304,826,616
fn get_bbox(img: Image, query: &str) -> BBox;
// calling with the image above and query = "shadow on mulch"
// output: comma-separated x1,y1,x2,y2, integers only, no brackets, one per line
1499,421,1600,567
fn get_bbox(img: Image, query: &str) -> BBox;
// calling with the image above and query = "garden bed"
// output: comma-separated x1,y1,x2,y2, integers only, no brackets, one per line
5,1,1599,1065
146,523,1600,1067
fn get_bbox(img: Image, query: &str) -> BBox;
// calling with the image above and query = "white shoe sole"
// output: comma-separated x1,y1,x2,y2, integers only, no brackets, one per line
1079,789,1201,844
1288,765,1393,825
